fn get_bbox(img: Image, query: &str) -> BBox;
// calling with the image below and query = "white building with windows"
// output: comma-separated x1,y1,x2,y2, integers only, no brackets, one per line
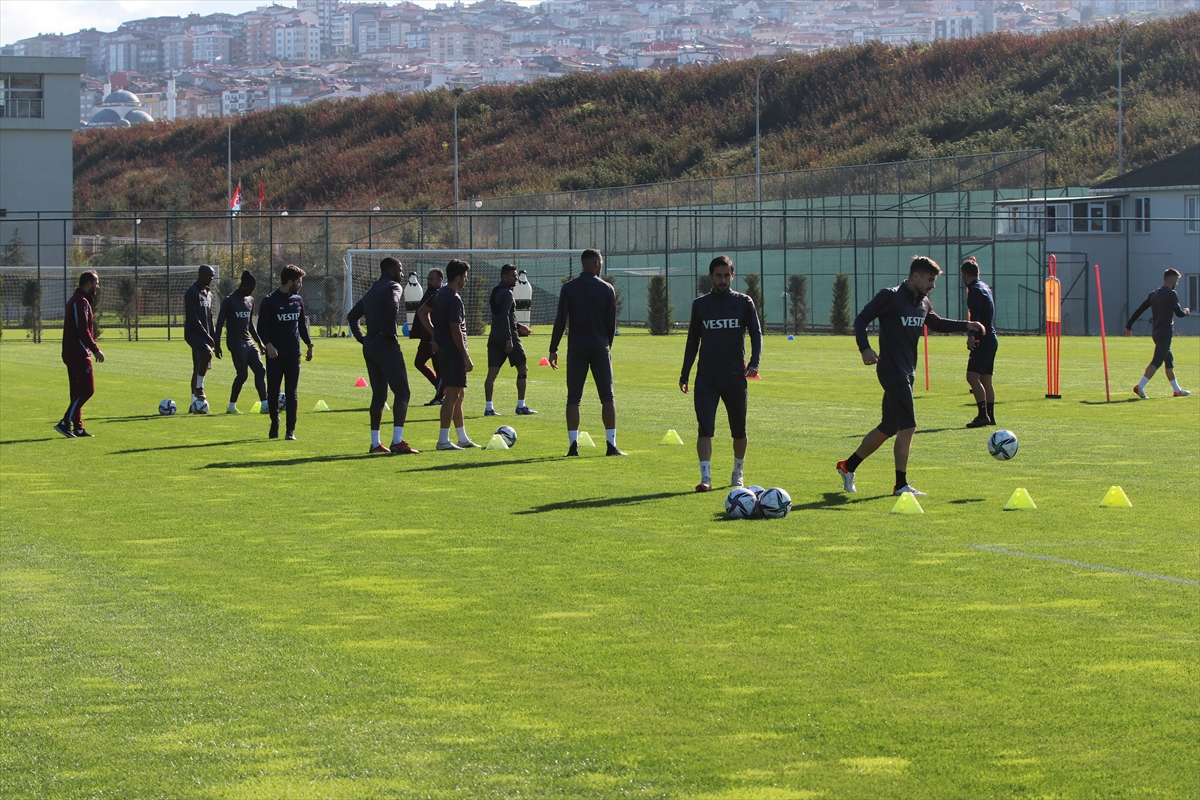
994,145,1200,336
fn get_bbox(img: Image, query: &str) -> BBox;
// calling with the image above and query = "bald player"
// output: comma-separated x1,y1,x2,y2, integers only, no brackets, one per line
183,264,217,411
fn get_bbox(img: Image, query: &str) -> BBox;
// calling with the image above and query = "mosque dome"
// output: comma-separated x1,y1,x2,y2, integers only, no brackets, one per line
124,109,154,124
103,89,140,105
88,108,122,125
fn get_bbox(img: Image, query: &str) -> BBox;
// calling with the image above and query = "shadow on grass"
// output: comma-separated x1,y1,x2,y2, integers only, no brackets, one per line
1078,398,1140,405
90,414,170,423
790,491,893,511
202,454,566,471
515,491,691,515
913,427,960,435
947,498,986,504
0,438,55,445
112,440,250,455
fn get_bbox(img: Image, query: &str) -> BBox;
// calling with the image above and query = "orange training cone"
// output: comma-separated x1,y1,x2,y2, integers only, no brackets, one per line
538,357,550,366
354,377,368,387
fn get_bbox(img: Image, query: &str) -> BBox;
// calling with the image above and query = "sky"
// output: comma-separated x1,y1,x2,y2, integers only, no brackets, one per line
0,0,543,45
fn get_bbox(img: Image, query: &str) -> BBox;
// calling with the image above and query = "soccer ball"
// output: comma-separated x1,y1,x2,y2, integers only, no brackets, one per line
988,429,1019,460
757,487,792,519
277,392,287,412
725,487,758,519
495,425,517,448
746,485,765,497
158,399,177,416
189,397,210,415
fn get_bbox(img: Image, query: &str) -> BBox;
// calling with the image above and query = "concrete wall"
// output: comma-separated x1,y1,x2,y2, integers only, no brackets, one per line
0,56,85,238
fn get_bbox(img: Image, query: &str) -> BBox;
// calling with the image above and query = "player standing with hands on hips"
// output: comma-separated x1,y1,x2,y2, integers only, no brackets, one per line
679,256,762,492
1127,268,1190,398
256,265,313,440
347,257,418,455
418,259,478,450
961,257,999,428
214,270,269,415
549,248,624,457
837,256,985,497
184,265,218,412
55,271,105,438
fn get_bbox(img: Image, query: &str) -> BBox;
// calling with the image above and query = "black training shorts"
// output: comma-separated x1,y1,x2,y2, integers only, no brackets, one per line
363,339,411,405
694,374,748,439
487,338,527,369
190,343,212,374
966,337,998,376
439,347,468,388
878,378,917,436
1151,334,1174,369
566,346,614,405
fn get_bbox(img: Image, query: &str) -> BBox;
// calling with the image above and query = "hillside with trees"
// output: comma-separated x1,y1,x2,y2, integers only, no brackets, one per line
73,14,1200,212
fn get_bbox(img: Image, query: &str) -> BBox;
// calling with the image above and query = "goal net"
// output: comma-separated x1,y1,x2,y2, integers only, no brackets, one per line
345,249,578,333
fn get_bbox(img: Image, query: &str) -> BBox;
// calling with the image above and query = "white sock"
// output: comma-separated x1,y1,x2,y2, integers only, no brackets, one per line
439,427,450,445
393,425,404,445
370,430,381,448
517,399,526,409
261,399,269,408
227,402,237,413
197,375,205,389
1138,376,1150,391
605,428,616,446
456,425,468,443
733,457,745,474
569,430,578,444
486,401,494,412
1170,378,1183,392
700,460,711,482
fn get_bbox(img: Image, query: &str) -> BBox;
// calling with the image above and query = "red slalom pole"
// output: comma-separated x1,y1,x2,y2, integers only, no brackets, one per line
923,324,930,390
1094,263,1111,403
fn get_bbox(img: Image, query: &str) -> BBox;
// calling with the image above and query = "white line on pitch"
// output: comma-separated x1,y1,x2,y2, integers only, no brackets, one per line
968,545,1200,586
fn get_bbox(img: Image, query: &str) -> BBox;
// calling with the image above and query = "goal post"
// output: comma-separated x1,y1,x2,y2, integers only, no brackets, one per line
344,249,578,332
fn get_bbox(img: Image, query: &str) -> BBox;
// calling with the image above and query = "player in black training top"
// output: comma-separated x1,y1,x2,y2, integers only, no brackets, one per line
961,257,999,427
183,264,217,412
484,264,536,417
1126,268,1191,399
836,256,985,497
348,257,419,455
679,256,762,492
417,258,478,450
549,248,623,457
410,266,444,406
256,264,313,440
214,270,268,415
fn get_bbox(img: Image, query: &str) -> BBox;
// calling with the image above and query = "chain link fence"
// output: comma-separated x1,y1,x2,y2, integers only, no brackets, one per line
1,150,1046,342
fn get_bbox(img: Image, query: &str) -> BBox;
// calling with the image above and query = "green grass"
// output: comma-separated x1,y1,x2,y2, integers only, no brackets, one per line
1,332,1197,799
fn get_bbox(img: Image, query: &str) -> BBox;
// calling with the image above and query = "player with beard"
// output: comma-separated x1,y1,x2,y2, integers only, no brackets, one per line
54,271,105,438
214,270,269,415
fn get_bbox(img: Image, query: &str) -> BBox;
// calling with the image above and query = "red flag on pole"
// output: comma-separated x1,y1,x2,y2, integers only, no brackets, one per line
230,180,242,212
258,173,265,209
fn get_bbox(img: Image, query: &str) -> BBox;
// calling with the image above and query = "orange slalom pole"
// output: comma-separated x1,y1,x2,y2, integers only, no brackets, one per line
1094,263,1111,403
923,324,930,390
1045,255,1061,398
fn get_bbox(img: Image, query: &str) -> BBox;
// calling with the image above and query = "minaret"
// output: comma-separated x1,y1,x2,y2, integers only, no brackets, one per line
167,72,177,122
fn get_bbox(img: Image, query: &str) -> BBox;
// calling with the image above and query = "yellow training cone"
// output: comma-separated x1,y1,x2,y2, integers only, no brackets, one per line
1004,487,1037,510
661,429,684,445
1101,486,1132,508
313,399,330,412
485,433,509,450
578,431,596,447
383,401,391,411
891,492,924,514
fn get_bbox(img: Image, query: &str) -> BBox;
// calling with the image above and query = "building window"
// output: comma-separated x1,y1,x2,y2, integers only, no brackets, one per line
1046,203,1068,233
1069,200,1122,233
1187,196,1200,234
1133,197,1151,233
1189,274,1199,311
0,74,43,118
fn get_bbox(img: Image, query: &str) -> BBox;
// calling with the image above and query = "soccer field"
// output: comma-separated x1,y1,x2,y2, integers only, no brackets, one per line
2,332,1197,798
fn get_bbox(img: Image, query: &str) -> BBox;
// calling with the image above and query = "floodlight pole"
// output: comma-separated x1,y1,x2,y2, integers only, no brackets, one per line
453,85,483,207
1117,21,1144,176
755,58,785,204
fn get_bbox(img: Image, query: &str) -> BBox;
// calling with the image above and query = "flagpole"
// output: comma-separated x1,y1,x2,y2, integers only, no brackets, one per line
227,116,233,261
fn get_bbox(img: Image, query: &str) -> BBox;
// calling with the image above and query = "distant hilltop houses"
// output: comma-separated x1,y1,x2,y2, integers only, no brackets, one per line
4,0,1198,124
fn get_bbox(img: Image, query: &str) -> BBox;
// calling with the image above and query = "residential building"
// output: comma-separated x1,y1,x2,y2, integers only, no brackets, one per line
429,26,503,63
